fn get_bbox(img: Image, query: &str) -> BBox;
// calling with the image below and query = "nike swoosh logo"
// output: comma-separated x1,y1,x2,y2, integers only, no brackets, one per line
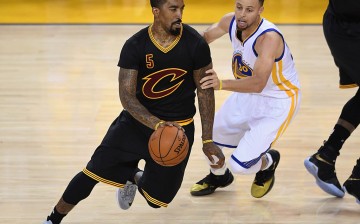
315,154,334,166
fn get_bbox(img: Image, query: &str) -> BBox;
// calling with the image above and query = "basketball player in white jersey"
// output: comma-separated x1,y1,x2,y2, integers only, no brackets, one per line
190,0,301,198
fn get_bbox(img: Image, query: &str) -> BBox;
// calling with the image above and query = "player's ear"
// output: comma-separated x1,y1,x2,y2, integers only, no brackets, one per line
258,6,264,15
152,7,160,16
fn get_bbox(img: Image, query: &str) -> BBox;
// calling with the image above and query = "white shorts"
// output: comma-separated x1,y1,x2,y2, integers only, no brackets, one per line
213,92,301,167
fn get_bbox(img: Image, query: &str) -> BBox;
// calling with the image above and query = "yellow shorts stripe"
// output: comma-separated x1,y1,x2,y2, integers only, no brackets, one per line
141,189,168,207
271,61,300,145
176,118,194,126
83,168,125,188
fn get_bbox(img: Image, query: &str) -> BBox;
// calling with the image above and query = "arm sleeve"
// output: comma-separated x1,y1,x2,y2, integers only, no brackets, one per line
193,38,212,70
117,39,139,70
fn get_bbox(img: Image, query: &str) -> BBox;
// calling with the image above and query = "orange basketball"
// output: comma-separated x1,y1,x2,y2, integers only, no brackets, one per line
148,125,189,167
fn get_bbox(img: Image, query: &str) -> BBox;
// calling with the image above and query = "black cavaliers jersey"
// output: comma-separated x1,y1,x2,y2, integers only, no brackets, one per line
118,24,211,121
329,0,360,21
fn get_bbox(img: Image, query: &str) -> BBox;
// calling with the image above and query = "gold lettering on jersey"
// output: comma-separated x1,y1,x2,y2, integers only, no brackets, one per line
232,53,253,79
146,54,154,69
142,68,187,99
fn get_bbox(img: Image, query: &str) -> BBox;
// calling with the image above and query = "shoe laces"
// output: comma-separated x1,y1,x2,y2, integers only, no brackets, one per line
254,170,271,186
197,171,228,186
121,184,136,200
196,173,212,184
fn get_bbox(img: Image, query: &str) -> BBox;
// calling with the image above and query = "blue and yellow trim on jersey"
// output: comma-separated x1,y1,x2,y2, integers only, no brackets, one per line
229,17,264,46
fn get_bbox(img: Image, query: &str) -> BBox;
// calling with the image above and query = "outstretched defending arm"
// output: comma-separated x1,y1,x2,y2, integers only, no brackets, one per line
201,12,234,43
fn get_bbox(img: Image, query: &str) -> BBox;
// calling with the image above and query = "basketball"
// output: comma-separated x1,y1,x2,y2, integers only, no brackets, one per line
148,125,189,167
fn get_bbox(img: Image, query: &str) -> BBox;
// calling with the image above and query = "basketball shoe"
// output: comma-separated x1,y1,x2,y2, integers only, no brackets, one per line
251,149,280,198
304,143,344,197
116,181,138,210
343,159,360,204
116,169,143,210
190,168,234,196
42,221,53,224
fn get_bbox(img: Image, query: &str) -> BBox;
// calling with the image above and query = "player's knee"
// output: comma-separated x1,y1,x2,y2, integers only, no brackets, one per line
229,156,261,175
63,172,98,205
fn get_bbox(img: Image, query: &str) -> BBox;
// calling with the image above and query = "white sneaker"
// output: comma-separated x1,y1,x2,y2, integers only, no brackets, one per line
42,220,53,224
116,181,137,210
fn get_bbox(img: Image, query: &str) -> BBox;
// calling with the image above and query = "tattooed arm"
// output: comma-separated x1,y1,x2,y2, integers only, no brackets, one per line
193,63,225,168
118,67,161,130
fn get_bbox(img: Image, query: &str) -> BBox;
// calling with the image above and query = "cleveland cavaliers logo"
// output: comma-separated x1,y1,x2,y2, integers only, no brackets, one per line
142,68,187,99
232,53,253,79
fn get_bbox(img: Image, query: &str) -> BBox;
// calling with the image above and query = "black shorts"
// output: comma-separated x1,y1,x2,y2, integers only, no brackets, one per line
323,8,360,88
83,110,194,207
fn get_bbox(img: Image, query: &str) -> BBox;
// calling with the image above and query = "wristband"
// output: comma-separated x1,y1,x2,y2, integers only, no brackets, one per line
154,120,165,130
202,139,214,144
219,79,223,90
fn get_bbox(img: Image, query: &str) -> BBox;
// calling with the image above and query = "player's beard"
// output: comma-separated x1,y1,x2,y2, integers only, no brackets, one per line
170,19,182,36
170,28,181,36
237,25,246,32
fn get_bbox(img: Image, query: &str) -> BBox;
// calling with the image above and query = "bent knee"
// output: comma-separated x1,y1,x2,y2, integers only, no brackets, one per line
229,156,261,175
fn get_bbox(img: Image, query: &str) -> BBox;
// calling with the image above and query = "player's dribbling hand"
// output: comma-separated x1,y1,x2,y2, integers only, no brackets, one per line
202,143,225,168
156,121,184,132
200,69,220,90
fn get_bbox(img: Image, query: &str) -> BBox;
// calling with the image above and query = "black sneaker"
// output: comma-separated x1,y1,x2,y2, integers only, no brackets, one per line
190,169,234,196
251,149,280,198
304,145,344,198
343,159,360,204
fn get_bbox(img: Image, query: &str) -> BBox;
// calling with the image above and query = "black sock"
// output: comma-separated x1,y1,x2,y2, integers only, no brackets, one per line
47,206,66,224
353,159,360,177
324,124,350,152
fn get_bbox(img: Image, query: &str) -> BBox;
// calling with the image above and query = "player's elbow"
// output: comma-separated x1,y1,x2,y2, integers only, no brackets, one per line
252,79,267,93
253,85,264,93
202,32,213,44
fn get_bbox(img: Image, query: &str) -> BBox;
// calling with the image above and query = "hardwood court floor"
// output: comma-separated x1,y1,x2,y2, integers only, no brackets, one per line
0,24,359,224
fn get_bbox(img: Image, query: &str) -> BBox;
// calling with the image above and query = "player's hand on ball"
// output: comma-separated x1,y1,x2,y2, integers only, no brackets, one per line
155,121,184,132
202,143,225,168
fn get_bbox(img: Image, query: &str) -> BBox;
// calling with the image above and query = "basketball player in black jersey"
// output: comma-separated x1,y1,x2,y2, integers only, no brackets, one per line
304,0,360,204
42,0,225,223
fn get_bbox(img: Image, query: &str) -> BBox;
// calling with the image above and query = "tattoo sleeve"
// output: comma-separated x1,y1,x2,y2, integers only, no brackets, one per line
118,67,159,129
193,62,215,140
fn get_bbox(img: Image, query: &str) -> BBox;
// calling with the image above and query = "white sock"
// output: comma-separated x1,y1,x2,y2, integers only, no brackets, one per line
204,153,227,175
262,153,273,171
211,164,227,175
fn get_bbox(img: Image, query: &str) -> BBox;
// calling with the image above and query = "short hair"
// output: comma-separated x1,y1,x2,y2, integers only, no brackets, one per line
259,0,264,6
150,0,167,8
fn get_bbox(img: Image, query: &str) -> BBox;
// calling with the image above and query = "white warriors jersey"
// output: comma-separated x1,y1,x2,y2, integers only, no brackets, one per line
229,17,300,98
